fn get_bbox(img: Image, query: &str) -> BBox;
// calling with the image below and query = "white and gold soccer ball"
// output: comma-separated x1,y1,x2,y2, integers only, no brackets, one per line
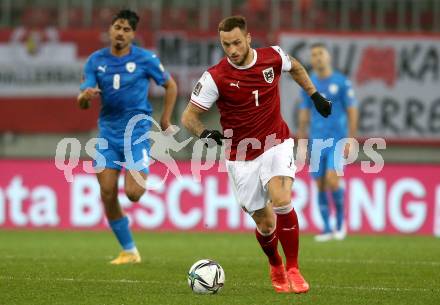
187,259,225,294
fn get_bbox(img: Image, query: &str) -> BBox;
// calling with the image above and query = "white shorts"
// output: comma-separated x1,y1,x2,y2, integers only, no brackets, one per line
225,138,296,215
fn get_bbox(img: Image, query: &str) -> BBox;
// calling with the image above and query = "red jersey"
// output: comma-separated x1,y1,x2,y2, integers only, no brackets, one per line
190,46,293,161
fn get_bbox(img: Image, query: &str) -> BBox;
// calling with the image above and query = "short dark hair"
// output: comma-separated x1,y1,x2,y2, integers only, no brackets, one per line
310,42,327,50
218,15,247,33
112,9,140,31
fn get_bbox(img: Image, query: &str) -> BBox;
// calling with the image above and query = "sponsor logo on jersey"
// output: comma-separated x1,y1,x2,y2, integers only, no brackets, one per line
126,62,136,73
97,65,106,73
262,67,274,83
193,82,203,96
229,81,240,89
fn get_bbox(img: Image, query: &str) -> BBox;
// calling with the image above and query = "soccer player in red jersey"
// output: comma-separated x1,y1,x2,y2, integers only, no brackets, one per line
181,16,331,293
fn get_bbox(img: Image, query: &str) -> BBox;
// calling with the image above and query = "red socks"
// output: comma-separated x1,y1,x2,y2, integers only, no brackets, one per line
254,205,300,270
255,228,282,266
274,205,299,270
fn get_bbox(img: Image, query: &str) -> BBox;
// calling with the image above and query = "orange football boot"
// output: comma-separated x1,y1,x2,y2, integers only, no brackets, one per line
286,267,309,294
270,264,290,293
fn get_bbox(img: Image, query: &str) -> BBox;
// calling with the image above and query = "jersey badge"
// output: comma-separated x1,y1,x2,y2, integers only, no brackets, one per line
126,62,136,73
262,67,274,84
329,83,339,95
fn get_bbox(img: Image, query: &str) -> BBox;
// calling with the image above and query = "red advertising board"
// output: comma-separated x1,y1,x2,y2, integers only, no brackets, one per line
1,160,439,236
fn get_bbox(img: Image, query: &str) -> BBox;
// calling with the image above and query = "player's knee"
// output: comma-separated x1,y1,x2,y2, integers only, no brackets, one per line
126,191,143,202
125,186,145,202
326,176,339,191
258,225,275,235
256,219,276,235
253,213,276,235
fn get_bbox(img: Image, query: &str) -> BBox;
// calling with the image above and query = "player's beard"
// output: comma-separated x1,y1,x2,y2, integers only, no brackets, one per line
114,41,125,50
113,36,129,51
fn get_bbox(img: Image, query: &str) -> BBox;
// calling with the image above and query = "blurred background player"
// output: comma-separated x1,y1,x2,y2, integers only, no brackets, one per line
297,43,358,242
77,9,177,264
182,16,331,293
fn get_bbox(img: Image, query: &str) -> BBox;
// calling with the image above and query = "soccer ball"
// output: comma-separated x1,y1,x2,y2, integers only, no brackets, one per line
187,259,225,294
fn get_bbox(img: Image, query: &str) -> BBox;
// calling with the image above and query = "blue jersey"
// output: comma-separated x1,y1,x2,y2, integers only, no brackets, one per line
80,45,170,145
299,71,357,140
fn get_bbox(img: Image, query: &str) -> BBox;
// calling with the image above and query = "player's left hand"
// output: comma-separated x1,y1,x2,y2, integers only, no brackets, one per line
82,87,101,100
310,92,332,117
200,129,226,147
160,119,174,133
163,124,179,136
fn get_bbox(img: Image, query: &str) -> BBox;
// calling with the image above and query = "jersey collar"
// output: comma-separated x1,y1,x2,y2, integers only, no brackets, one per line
106,46,134,60
227,49,257,70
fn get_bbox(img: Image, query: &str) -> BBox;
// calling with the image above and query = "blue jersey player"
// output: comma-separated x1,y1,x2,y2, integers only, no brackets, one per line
297,43,358,242
77,10,177,263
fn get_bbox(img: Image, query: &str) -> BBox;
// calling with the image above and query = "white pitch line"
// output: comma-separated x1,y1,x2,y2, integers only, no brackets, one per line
314,284,438,293
0,276,155,284
1,276,438,293
303,257,440,267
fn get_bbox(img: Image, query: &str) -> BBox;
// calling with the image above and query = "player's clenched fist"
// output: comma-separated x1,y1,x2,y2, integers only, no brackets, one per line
199,129,226,147
310,92,332,117
77,87,101,109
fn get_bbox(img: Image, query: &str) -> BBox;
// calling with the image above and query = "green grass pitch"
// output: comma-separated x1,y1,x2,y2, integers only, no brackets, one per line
0,231,439,305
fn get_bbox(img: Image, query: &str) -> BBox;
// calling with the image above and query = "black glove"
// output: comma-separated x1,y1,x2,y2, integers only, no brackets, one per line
200,129,226,147
311,92,332,118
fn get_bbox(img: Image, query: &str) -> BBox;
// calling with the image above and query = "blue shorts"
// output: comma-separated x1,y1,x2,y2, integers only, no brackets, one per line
309,140,345,179
93,136,151,174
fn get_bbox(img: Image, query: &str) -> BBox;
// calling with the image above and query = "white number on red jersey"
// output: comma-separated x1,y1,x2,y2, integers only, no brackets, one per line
252,90,259,106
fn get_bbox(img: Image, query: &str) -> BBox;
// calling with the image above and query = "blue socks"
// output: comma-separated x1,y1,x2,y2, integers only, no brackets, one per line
109,216,136,251
318,191,331,233
332,188,345,231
